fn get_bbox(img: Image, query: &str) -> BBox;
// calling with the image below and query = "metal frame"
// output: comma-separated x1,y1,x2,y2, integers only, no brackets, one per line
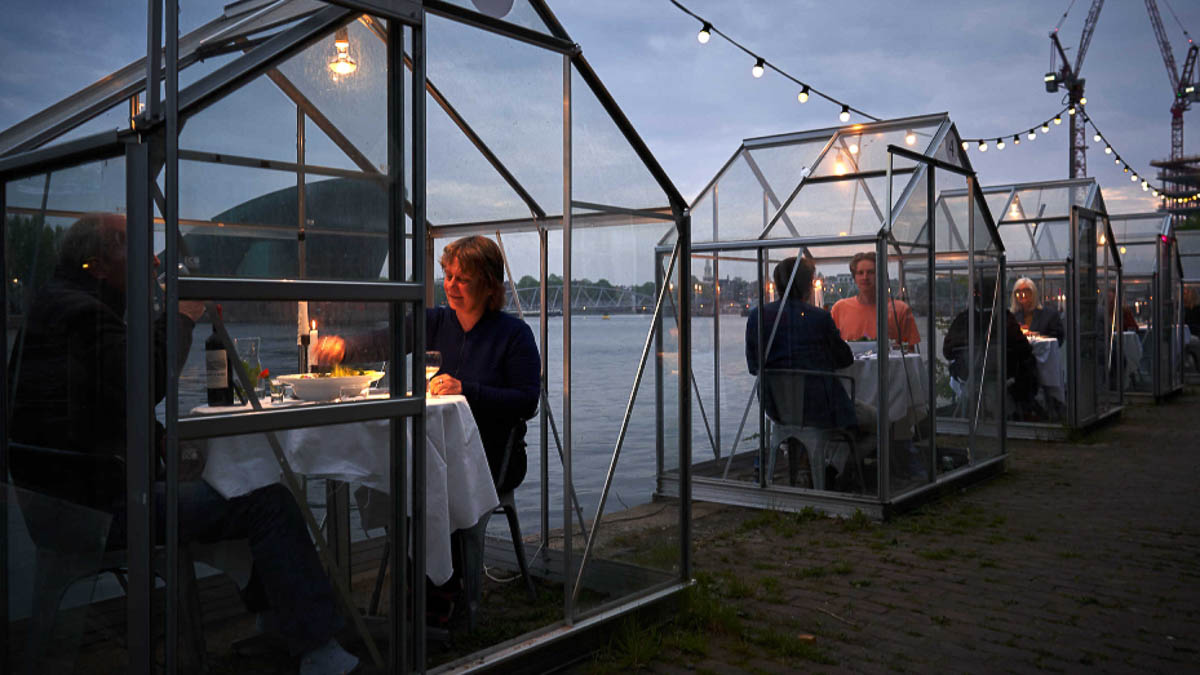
657,115,1006,519
4,0,694,671
934,178,1125,439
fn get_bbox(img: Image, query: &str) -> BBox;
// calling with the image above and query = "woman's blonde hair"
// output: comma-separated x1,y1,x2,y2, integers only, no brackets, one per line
440,236,507,312
1010,277,1042,313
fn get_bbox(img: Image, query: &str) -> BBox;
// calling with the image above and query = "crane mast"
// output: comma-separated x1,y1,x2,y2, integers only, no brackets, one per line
1145,0,1198,163
1045,0,1104,178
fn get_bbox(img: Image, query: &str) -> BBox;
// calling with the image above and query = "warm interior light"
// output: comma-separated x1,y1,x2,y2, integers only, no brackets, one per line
752,57,765,78
1120,246,1127,255
697,22,712,44
797,85,809,103
905,129,917,145
1099,233,1107,246
848,142,859,154
834,159,848,175
329,27,357,76
839,105,850,123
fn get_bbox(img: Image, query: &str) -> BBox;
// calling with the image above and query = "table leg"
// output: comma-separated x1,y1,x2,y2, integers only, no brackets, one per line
324,480,352,592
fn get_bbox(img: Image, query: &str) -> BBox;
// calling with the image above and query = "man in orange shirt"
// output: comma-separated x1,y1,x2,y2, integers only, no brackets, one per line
831,252,920,348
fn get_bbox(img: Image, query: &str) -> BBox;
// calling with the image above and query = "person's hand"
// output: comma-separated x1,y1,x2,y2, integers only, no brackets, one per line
428,373,462,396
314,335,346,365
179,301,205,322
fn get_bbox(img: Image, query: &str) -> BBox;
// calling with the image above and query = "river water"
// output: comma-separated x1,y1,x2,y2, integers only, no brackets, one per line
172,314,760,537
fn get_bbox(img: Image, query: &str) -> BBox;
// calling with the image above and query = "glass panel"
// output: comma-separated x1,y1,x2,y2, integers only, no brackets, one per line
435,0,560,34
1006,265,1069,423
780,175,889,240
1110,214,1167,241
1121,242,1157,278
4,483,112,674
744,140,826,201
571,69,671,213
1031,220,1070,261
566,211,681,615
1075,211,1100,419
890,168,929,245
984,190,1013,221
711,151,773,242
933,192,971,253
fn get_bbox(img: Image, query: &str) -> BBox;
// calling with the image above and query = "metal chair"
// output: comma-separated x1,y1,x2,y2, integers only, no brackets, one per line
461,422,537,630
9,443,207,675
760,368,863,492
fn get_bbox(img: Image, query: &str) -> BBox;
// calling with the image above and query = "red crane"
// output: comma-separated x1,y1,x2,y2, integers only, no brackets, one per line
1145,0,1198,163
1045,0,1104,178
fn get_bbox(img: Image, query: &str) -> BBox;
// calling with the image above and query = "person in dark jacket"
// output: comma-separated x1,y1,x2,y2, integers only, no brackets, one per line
317,235,540,494
746,256,856,487
944,275,1040,420
1010,277,1064,343
9,214,358,674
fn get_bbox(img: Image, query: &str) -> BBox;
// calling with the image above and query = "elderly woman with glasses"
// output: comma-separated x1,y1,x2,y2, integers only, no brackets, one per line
1011,277,1064,343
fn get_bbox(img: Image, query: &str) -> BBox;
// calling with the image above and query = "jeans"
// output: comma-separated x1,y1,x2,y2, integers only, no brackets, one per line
108,481,342,656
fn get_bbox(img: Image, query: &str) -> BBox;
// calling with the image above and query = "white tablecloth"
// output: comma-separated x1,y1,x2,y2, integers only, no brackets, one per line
839,352,929,423
194,394,497,585
1028,336,1065,404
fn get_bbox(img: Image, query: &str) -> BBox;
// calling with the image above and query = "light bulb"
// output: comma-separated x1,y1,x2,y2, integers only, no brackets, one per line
961,141,969,151
978,140,988,152
1080,96,1087,105
1068,106,1076,116
905,129,917,145
1115,156,1120,165
834,160,848,175
1120,246,1127,255
1054,115,1062,125
839,105,850,122
797,85,809,103
1013,134,1021,146
1104,145,1112,154
1093,133,1102,143
328,27,357,77
1123,166,1130,173
1131,174,1138,181
697,22,712,44
1028,130,1037,140
752,57,765,78
849,142,859,154
1041,123,1050,133
996,138,1005,150
1142,183,1149,191
1099,234,1107,246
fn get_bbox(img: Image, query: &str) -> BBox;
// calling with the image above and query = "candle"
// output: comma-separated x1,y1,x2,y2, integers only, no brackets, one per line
308,319,319,370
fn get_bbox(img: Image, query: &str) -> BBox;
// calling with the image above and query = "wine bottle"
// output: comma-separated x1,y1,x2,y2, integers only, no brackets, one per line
206,323,234,406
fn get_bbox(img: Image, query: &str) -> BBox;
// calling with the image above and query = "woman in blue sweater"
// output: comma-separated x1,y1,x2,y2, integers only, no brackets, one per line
318,236,540,493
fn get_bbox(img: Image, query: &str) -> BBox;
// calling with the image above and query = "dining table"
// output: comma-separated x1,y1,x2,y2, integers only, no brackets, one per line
1121,330,1143,386
1027,335,1066,405
193,393,497,585
838,351,929,426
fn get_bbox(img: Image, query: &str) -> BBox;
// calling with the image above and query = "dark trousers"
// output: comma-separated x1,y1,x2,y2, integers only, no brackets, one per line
108,481,342,656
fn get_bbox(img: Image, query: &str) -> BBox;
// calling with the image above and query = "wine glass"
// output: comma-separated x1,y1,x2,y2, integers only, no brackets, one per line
425,351,442,395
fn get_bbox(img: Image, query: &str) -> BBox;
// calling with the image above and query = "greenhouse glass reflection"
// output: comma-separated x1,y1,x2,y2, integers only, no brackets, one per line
656,114,1007,520
1,1,691,673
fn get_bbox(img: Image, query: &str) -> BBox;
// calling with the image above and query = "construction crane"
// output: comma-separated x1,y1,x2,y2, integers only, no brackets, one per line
1145,0,1198,163
1044,0,1104,178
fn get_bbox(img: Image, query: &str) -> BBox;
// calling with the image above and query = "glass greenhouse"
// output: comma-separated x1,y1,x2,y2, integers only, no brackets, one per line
1108,211,1184,399
935,179,1124,439
655,113,1008,520
1177,227,1200,380
2,1,692,672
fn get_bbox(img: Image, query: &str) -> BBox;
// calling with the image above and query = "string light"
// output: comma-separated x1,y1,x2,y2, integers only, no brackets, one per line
1080,96,1087,105
1068,106,1076,116
1093,132,1102,142
849,142,859,154
996,137,1005,150
1013,134,1021,146
668,0,879,123
1041,123,1050,133
978,140,988,152
1104,145,1112,154
905,129,917,145
1053,115,1062,125
1028,129,1037,140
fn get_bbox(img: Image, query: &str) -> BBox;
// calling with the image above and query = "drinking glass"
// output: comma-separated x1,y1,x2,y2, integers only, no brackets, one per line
425,351,442,394
234,337,262,392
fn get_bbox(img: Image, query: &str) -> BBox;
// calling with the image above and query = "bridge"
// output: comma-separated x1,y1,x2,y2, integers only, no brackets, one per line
503,285,656,314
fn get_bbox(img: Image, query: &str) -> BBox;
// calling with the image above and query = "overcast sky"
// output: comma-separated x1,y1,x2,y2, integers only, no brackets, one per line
2,0,1198,273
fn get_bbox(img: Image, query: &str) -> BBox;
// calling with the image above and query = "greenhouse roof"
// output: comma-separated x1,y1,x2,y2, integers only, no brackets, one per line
684,113,997,255
937,178,1109,264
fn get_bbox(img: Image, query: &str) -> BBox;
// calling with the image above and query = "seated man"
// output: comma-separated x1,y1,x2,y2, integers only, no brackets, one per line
943,275,1040,420
746,256,855,487
831,252,921,350
8,214,357,675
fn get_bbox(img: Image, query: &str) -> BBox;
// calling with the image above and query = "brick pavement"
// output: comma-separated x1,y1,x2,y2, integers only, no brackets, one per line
597,392,1200,673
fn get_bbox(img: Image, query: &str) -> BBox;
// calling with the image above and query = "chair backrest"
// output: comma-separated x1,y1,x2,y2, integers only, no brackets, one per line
494,419,528,494
760,369,816,427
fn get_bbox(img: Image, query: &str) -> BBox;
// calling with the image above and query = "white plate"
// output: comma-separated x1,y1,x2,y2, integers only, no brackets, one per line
275,371,384,401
